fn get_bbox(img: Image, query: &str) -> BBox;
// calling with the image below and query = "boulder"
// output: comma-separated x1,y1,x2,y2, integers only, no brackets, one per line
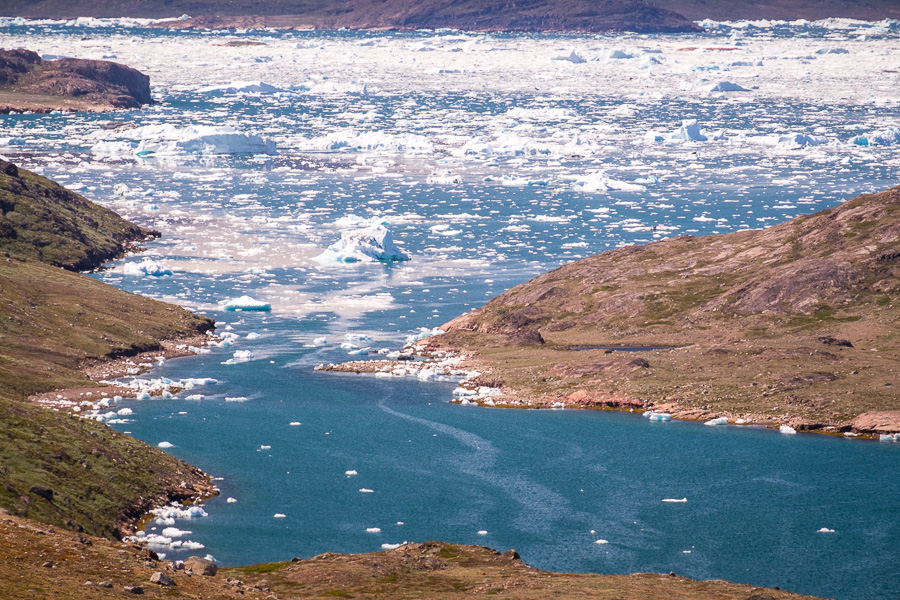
150,571,175,586
184,556,217,576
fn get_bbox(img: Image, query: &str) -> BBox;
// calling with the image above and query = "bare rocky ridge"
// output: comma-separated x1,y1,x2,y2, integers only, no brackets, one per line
0,48,150,113
419,187,900,434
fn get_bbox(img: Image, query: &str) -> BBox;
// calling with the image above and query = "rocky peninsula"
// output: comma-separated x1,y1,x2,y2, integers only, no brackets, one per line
327,186,900,438
0,48,150,113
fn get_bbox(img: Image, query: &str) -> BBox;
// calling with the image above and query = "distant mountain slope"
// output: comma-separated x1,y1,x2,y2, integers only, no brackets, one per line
649,0,900,21
429,187,900,432
1,0,701,33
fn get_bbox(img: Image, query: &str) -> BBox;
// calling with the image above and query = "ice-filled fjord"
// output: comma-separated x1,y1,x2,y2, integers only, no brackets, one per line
2,17,899,600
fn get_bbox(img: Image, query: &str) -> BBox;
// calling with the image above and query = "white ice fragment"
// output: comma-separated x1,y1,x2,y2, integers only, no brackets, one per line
161,527,191,538
709,81,749,92
477,530,488,535
199,81,283,94
552,50,585,64
779,424,797,435
359,488,374,493
366,527,381,533
259,445,271,450
382,543,403,550
117,408,133,416
158,441,174,448
311,337,328,346
316,223,409,263
670,119,708,142
127,124,276,157
345,470,358,476
662,498,687,503
123,258,172,277
290,421,302,426
221,296,271,312
274,513,286,518
817,527,835,533
704,417,728,426
594,539,609,544
850,127,900,146
227,497,237,503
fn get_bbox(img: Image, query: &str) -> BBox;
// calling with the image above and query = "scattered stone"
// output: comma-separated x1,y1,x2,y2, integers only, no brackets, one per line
97,581,113,588
124,585,144,594
184,555,218,576
150,571,175,586
29,486,54,502
747,595,777,600
818,336,853,348
142,547,159,561
41,561,53,568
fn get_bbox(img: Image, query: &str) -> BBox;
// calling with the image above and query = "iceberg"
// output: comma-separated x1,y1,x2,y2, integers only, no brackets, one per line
123,258,172,277
670,120,708,142
574,171,647,193
709,81,749,92
198,81,283,94
777,133,828,147
779,424,797,435
316,223,410,263
704,417,728,426
850,127,900,146
552,50,586,64
113,124,276,157
221,296,271,312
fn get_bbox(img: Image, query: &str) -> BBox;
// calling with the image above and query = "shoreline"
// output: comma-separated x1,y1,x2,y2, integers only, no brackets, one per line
317,347,899,441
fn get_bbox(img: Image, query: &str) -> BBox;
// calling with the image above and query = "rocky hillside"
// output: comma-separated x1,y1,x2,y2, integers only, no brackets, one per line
0,48,150,113
650,0,900,21
430,187,900,433
0,159,155,270
0,159,215,537
3,0,700,33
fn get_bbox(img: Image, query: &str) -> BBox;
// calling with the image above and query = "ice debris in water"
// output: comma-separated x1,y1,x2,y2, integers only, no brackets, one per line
274,513,286,518
670,119,708,142
709,81,749,92
551,49,585,64
574,171,647,193
316,222,409,263
123,258,172,277
644,411,672,422
198,81,283,94
158,441,174,448
817,527,835,533
594,539,609,544
405,327,445,344
366,527,381,533
227,497,237,503
221,296,271,312
850,127,900,146
779,424,797,435
662,498,687,503
704,417,728,426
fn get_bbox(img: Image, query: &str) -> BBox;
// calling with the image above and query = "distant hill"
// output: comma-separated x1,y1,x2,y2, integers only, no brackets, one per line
1,0,701,33
649,0,900,21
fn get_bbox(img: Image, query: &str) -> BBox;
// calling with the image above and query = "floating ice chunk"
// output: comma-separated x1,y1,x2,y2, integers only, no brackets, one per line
574,171,647,193
274,513,286,518
316,223,409,263
221,296,271,312
477,530,488,535
606,49,632,60
426,170,461,184
158,441,174,448
779,424,797,435
225,350,255,364
704,417,728,426
290,421,302,426
366,527,381,533
382,543,403,550
245,332,260,340
359,488,374,493
777,133,828,147
225,396,248,402
594,539,609,544
227,497,237,503
117,408,133,416
878,434,895,442
815,48,849,54
644,411,672,422
405,326,445,344
198,81,283,94
817,527,835,533
345,470,358,476
259,445,271,450
709,81,749,92
662,498,687,503
670,119,708,142
304,130,433,154
552,50,585,64
162,527,191,538
311,337,328,347
126,124,276,157
850,127,900,146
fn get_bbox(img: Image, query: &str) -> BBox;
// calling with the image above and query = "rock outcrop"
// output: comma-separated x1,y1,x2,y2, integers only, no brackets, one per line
0,48,150,113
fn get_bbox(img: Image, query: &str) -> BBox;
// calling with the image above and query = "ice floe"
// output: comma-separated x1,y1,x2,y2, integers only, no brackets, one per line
123,258,172,277
221,296,271,312
779,424,798,435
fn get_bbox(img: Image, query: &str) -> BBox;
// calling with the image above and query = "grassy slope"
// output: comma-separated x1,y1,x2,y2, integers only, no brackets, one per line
0,161,215,537
431,187,900,428
0,159,153,270
649,0,900,21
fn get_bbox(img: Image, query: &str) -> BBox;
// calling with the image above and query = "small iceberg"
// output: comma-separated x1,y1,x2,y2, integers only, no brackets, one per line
123,258,172,277
221,295,271,312
198,81,283,94
158,441,174,449
316,222,410,263
552,50,586,64
850,127,900,146
670,119,708,142
817,527,835,533
709,81,749,92
594,539,609,544
644,411,672,422
662,498,687,503
779,424,797,435
704,417,728,426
